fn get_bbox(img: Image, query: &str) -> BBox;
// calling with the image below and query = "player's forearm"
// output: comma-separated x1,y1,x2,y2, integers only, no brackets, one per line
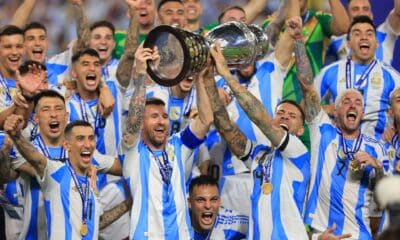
0,147,18,184
203,72,247,157
243,0,268,24
99,197,132,230
72,2,90,53
329,0,350,35
116,7,140,88
0,106,15,130
10,0,37,28
123,73,146,147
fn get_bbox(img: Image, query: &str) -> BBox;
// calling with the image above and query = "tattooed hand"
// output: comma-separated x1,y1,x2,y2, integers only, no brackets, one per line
134,44,159,75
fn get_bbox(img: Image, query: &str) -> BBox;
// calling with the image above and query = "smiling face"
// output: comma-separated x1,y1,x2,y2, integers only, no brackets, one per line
347,0,373,20
89,26,115,65
183,0,202,22
64,125,96,175
347,22,378,64
274,102,305,137
136,0,156,27
71,53,101,99
24,28,48,63
334,90,364,135
0,34,24,77
141,104,170,150
34,96,68,145
188,184,221,232
157,1,187,28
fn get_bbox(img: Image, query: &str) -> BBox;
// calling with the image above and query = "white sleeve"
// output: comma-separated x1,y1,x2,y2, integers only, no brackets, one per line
92,150,115,173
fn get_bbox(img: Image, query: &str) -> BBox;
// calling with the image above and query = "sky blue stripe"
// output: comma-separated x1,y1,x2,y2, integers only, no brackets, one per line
26,179,40,240
222,149,235,176
270,152,287,240
375,31,386,62
133,143,150,239
45,62,68,86
355,171,371,239
291,153,310,214
60,172,72,240
257,61,275,116
250,164,262,240
4,181,18,205
84,191,96,240
235,99,257,141
320,64,339,100
107,81,121,150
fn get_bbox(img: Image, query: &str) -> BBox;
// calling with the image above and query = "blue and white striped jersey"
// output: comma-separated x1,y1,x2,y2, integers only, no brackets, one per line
315,59,400,139
326,18,399,66
305,110,391,239
122,126,204,240
193,206,248,240
246,134,310,240
38,160,102,240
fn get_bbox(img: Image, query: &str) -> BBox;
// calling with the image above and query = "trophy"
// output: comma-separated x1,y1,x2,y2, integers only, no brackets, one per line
143,21,269,86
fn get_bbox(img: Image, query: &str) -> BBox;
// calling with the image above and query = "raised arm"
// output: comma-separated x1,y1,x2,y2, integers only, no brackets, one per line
274,0,300,68
69,0,90,53
388,0,400,33
4,115,47,178
210,45,285,147
188,70,213,140
116,0,140,88
329,0,350,35
243,0,268,24
122,45,158,147
264,0,288,47
201,63,248,157
10,0,37,28
287,17,321,122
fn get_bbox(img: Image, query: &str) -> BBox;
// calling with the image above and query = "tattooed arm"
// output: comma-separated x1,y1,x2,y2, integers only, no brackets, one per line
10,0,37,28
69,0,90,54
116,1,140,88
99,179,132,229
122,45,159,147
210,46,285,147
202,63,248,157
0,136,18,184
287,17,321,122
4,115,47,178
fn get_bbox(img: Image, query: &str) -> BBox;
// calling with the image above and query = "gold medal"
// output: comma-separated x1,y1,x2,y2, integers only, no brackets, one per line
262,182,273,195
349,159,361,172
80,223,88,236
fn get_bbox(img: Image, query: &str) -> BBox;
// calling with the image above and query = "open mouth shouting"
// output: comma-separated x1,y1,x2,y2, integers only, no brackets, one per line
200,211,214,228
80,150,92,164
346,111,358,122
49,121,61,133
359,42,370,55
85,73,98,87
32,47,44,60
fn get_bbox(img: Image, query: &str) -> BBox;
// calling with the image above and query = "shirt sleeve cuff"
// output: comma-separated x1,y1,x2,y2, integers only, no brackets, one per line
180,125,205,149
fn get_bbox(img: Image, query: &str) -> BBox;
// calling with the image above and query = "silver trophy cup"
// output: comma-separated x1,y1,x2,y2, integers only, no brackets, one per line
143,21,269,86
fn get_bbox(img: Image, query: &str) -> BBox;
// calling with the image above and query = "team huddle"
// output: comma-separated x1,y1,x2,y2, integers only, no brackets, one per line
0,0,400,239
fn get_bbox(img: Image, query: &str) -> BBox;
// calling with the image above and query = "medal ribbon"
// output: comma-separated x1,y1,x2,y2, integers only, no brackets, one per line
345,58,377,91
36,134,66,161
145,144,172,185
66,160,90,227
338,130,363,160
391,133,400,159
258,148,274,183
75,93,103,136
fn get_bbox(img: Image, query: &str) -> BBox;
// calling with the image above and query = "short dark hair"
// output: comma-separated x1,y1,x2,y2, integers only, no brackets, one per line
33,89,65,110
347,15,376,40
18,60,47,76
90,20,115,35
64,120,93,139
276,99,306,125
23,21,47,34
145,97,166,107
157,0,183,11
189,175,219,196
0,25,23,39
71,48,100,64
218,6,245,23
